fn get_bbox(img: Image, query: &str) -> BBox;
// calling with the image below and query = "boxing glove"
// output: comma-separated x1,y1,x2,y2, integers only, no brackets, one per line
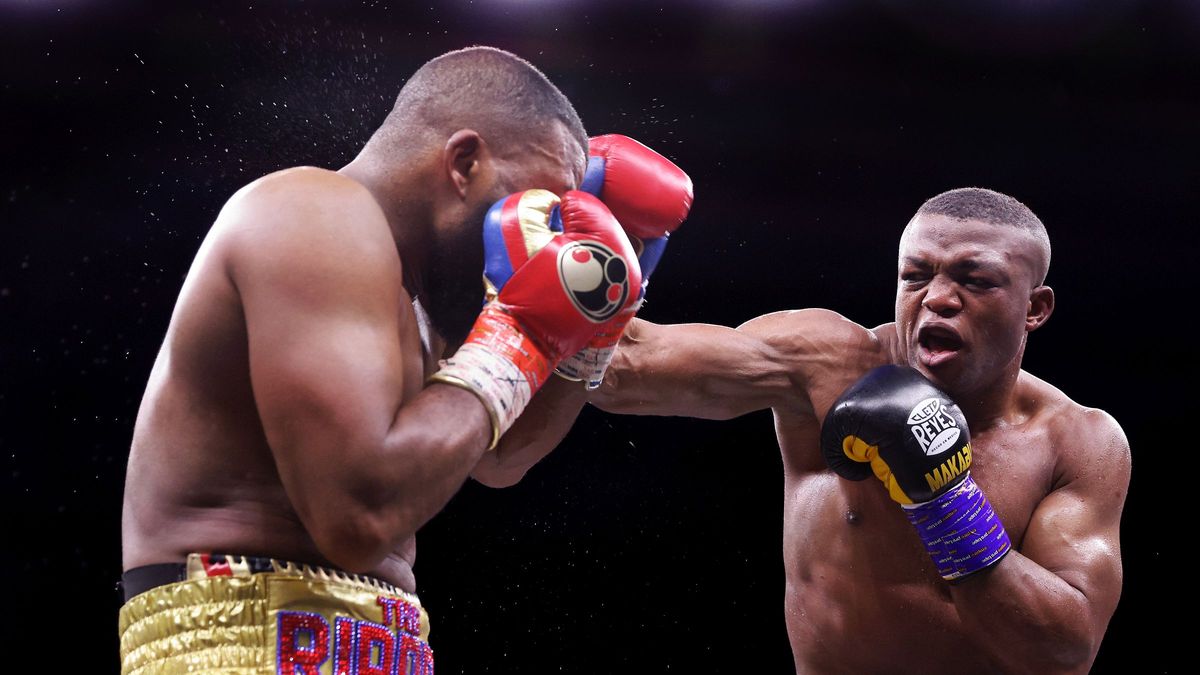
556,135,694,388
820,365,1011,581
432,189,641,448
580,134,693,284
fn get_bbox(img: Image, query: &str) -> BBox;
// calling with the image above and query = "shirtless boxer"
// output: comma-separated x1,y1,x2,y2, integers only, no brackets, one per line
117,46,692,674
492,187,1129,672
605,188,1129,673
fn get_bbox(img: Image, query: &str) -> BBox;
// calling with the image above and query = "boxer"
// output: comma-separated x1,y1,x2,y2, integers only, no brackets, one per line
498,187,1129,673
117,45,690,674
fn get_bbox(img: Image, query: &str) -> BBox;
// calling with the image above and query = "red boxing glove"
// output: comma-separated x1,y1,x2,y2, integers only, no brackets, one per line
558,135,693,388
493,190,642,359
582,134,694,243
432,190,642,447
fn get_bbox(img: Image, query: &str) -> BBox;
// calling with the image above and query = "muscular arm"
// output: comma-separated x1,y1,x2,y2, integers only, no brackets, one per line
951,411,1130,673
468,316,799,487
228,169,492,572
470,309,876,486
587,317,795,418
593,311,876,419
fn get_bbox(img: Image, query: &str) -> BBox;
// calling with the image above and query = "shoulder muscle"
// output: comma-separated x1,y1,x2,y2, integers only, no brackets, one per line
222,167,397,294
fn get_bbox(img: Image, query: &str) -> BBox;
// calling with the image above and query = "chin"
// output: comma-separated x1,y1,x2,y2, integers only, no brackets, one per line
910,359,963,397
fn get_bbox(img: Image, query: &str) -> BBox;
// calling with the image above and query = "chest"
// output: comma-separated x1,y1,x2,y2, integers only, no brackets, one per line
952,426,1056,536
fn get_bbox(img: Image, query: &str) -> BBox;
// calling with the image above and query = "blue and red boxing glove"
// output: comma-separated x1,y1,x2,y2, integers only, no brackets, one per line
556,134,694,388
820,365,1012,581
433,189,641,448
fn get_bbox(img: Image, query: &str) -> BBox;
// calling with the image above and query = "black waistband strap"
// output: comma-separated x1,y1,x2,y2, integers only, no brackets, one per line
120,553,281,601
121,563,188,602
121,554,402,603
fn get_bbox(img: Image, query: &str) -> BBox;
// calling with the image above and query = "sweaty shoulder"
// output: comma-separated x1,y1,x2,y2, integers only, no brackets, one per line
1019,372,1131,490
218,167,395,271
212,166,405,323
228,166,380,216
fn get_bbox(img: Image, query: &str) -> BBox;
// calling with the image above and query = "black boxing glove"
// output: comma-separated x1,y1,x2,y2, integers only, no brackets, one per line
821,365,1011,581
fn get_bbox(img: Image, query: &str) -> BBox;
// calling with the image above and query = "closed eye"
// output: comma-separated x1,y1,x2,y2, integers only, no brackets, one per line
964,277,997,289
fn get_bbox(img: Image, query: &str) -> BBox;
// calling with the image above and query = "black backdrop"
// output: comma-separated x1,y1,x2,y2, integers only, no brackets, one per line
2,0,1194,672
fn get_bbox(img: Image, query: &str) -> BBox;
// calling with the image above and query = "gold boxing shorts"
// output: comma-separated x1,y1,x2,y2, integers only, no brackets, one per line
118,553,433,675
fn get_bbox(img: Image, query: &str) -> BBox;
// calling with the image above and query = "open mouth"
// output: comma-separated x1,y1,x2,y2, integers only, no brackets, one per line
917,325,964,365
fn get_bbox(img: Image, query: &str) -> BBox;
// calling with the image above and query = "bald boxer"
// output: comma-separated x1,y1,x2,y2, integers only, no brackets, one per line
497,188,1129,673
118,46,656,674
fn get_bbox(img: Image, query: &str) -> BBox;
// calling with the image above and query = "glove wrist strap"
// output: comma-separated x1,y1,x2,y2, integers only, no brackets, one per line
901,474,1012,582
553,301,640,390
429,305,552,450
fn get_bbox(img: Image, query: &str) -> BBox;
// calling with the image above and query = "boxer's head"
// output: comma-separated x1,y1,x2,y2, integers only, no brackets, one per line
365,46,587,342
894,187,1054,398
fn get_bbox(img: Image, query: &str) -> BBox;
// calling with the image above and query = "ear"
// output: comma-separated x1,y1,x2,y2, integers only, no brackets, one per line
443,129,488,199
1026,285,1055,332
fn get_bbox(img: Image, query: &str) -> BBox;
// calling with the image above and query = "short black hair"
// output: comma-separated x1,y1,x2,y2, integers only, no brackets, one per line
915,187,1051,284
917,187,1042,232
370,46,587,157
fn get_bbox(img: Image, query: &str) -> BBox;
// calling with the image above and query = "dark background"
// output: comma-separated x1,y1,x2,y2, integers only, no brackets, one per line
2,0,1194,672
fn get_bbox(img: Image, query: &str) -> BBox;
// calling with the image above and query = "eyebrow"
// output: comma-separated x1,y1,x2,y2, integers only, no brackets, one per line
900,256,1010,276
952,260,990,271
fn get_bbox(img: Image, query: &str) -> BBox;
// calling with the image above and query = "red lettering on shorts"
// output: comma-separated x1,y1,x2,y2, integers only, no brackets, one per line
376,594,421,636
277,611,330,675
398,632,435,675
354,620,396,675
333,616,355,675
377,596,398,626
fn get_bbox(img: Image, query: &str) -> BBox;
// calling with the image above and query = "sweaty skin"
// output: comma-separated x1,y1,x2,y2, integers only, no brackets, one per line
588,215,1129,673
122,124,584,592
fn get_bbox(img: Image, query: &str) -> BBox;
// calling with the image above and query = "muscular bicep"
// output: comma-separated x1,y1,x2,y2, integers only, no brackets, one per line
1019,414,1130,637
227,175,408,501
592,317,803,419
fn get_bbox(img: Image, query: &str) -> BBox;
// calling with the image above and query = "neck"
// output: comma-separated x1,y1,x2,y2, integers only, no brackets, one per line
955,355,1025,432
339,152,432,298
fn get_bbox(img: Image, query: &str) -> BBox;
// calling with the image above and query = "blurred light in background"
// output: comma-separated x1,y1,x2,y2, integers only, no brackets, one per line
874,0,1147,55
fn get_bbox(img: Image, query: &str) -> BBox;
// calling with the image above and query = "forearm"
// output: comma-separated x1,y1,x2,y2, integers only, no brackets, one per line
951,553,1098,673
591,329,698,416
381,382,494,516
471,376,589,487
591,319,792,419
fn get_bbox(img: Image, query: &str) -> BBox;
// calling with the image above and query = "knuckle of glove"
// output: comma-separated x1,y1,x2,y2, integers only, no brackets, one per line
482,189,561,299
498,191,642,360
587,134,694,240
